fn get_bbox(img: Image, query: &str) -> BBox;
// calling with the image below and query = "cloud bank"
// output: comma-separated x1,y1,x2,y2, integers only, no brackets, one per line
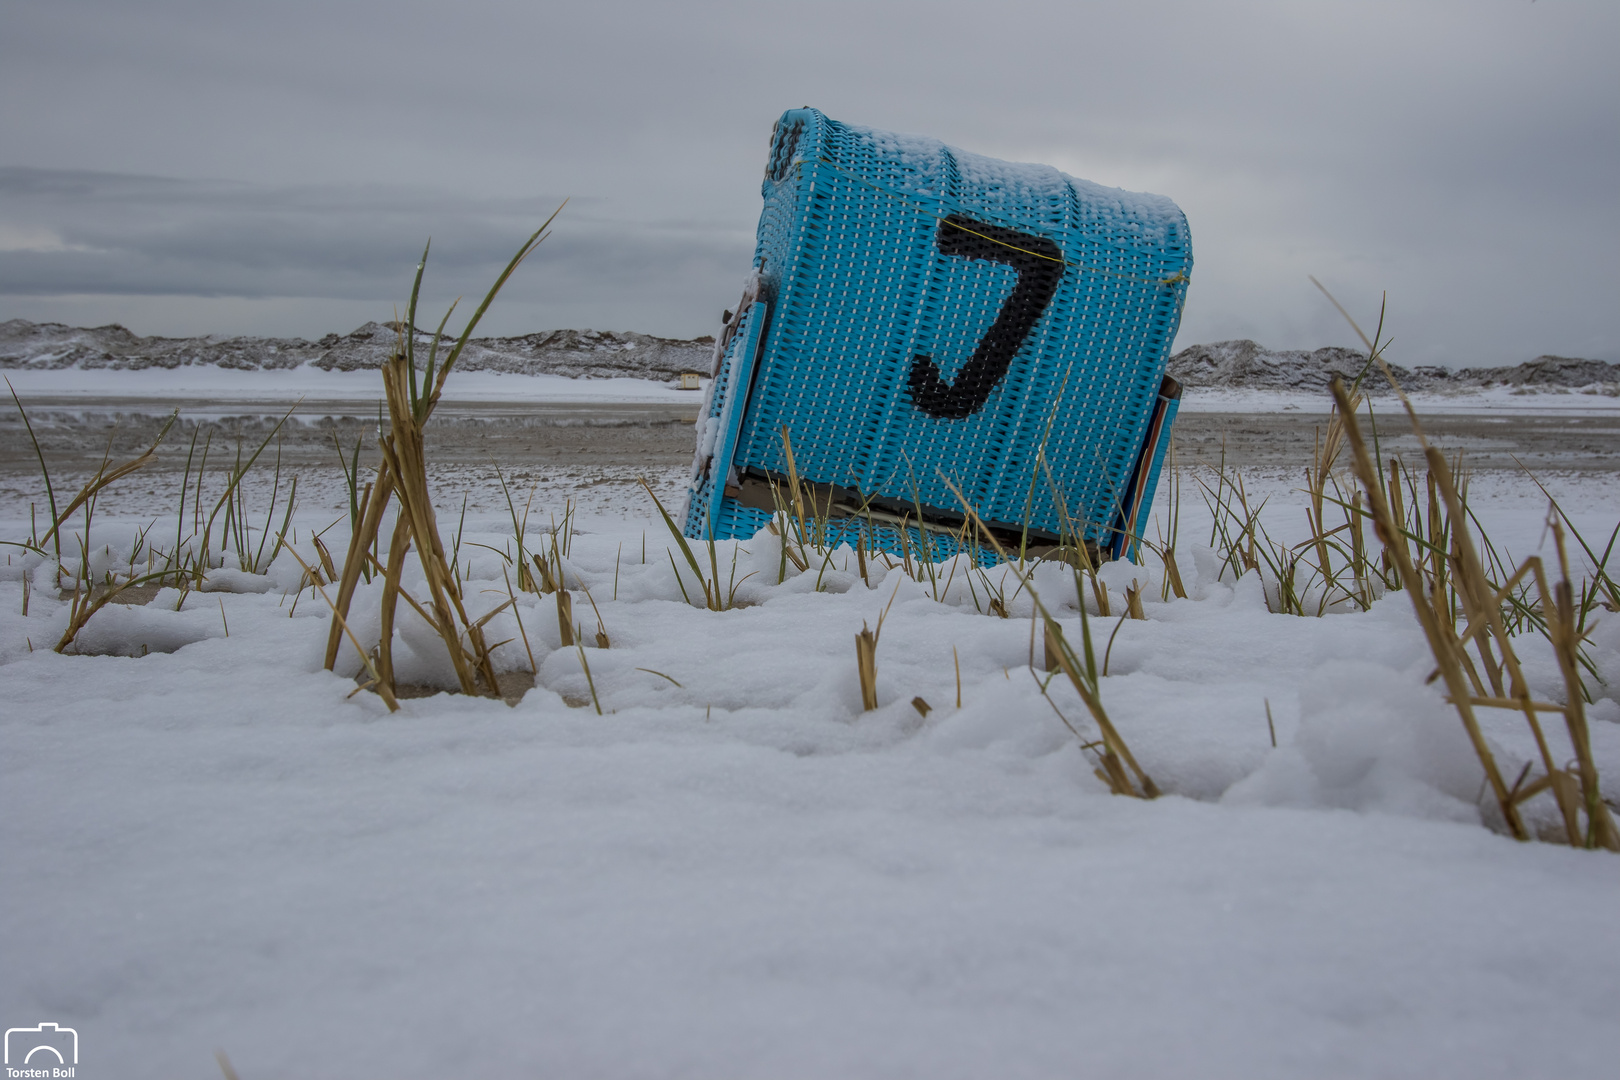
1,0,1616,365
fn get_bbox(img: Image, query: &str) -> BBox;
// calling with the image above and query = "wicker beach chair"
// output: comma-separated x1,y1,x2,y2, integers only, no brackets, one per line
684,108,1191,564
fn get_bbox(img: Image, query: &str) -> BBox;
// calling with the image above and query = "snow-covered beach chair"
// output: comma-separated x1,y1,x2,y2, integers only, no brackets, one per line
685,107,1192,563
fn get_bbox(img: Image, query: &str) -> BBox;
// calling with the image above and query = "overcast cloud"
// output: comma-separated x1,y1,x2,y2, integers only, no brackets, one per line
1,0,1615,365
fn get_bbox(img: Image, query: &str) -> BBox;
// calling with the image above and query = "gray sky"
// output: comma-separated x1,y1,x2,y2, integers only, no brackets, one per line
2,0,1615,366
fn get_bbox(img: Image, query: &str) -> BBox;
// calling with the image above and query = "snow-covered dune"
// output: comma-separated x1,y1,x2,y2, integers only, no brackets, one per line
1169,338,1620,395
0,318,714,382
7,320,1617,402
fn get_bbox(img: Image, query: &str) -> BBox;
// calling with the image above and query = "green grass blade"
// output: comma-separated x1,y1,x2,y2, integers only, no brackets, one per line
405,239,430,415
6,377,61,558
640,477,709,593
426,201,567,422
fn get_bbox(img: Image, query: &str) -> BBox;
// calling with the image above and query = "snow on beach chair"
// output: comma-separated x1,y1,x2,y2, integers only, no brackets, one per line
684,107,1191,564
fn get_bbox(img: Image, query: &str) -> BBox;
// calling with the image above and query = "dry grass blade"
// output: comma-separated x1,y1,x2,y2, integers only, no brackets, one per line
855,623,879,710
285,546,398,712
501,566,537,674
325,467,394,669
374,511,411,690
54,566,174,653
576,643,602,715
324,215,561,700
1330,378,1525,838
851,583,902,712
1307,389,1363,605
313,534,338,582
1529,527,1620,850
472,596,516,629
1513,459,1620,634
954,645,962,708
325,469,392,667
557,588,575,647
379,387,499,697
636,667,683,688
40,413,178,550
530,551,559,594
639,476,754,610
942,475,1157,798
1318,281,1615,846
1124,582,1146,620
578,584,611,648
1043,620,1159,798
1420,445,1585,840
780,425,811,546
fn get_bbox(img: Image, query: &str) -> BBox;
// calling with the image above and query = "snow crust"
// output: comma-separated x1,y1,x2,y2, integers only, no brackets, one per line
3,463,1619,1077
846,123,1182,241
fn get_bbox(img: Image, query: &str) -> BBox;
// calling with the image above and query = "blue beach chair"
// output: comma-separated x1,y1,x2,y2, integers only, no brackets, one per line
684,108,1191,564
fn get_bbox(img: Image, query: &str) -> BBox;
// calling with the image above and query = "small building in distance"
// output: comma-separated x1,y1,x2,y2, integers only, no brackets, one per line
678,371,703,390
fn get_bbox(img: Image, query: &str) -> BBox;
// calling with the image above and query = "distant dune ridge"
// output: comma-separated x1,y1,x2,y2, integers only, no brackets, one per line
0,319,716,383
1168,339,1620,394
1,319,1615,394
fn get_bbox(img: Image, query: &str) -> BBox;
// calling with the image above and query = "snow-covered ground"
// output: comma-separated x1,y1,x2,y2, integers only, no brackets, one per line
3,382,1620,1078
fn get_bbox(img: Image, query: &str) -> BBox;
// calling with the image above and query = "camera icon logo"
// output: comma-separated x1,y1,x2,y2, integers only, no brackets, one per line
4,1023,78,1066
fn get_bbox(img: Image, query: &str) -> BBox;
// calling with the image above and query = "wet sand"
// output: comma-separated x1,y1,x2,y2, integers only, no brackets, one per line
0,398,704,476
1174,409,1620,473
5,396,1617,478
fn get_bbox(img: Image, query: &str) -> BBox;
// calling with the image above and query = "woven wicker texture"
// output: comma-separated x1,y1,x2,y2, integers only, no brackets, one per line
684,108,1192,561
683,299,768,538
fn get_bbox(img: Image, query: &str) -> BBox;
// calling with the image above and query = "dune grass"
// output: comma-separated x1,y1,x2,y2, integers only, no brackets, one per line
322,206,564,704
6,238,1614,846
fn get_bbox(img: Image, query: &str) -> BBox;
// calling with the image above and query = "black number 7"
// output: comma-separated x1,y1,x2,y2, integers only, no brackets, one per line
908,214,1065,420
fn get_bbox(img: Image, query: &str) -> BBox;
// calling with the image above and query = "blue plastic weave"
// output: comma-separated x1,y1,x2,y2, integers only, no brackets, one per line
684,108,1192,563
